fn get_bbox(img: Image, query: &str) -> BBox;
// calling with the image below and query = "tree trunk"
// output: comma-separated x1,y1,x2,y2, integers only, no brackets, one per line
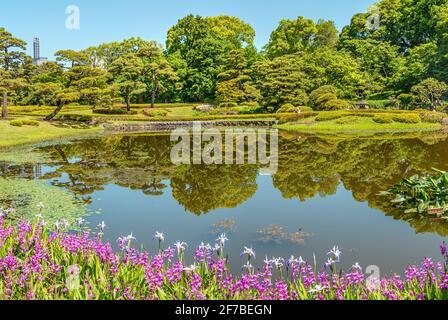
126,95,131,112
151,73,157,108
151,88,157,108
2,92,8,119
44,101,65,121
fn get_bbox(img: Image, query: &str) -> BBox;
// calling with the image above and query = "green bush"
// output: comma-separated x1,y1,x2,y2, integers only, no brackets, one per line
276,103,297,113
315,111,348,122
316,93,338,107
22,119,40,126
297,106,314,112
56,114,94,122
366,100,389,109
277,112,318,124
392,113,421,123
210,107,239,115
335,116,360,124
373,114,394,124
218,102,238,108
143,109,168,117
93,108,137,115
309,85,338,108
239,101,259,108
322,99,350,111
419,112,445,123
9,120,23,127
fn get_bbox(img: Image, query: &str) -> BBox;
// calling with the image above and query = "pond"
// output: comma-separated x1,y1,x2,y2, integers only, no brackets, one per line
1,130,448,275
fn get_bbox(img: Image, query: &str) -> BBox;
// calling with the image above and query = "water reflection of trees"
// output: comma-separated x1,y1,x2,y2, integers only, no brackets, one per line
273,132,448,235
3,132,448,234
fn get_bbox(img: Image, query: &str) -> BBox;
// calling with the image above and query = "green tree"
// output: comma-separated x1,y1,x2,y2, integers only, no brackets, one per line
166,15,256,102
138,41,178,108
0,27,27,118
411,78,448,111
266,17,338,58
254,53,310,107
55,50,89,68
109,53,146,111
215,49,260,105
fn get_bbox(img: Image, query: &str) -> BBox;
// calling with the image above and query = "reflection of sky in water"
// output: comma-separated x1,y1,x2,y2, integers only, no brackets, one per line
84,175,446,275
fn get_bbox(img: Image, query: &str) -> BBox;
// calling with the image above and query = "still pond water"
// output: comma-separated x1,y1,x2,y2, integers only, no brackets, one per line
1,130,448,274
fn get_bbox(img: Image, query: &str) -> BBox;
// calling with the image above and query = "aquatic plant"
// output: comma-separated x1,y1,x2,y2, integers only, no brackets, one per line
381,169,448,217
0,216,447,300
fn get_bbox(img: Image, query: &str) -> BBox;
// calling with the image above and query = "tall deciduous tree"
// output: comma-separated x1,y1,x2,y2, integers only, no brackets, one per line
265,17,338,58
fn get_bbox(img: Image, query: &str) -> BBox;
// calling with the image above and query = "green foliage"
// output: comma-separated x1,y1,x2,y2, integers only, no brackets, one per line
9,119,39,127
381,169,448,216
218,102,238,108
266,17,338,58
93,108,137,115
411,78,448,111
335,116,360,124
392,114,422,124
9,119,23,127
143,109,169,117
21,119,39,126
315,111,348,121
419,111,446,123
276,103,297,113
0,178,89,226
322,99,350,111
373,114,394,124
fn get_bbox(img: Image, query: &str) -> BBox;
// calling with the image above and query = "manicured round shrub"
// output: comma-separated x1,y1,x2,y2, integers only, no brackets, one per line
309,85,338,108
392,113,421,123
315,111,348,122
297,106,314,112
335,116,360,124
322,99,350,111
22,119,40,126
218,102,238,108
94,108,137,115
316,93,338,108
9,120,23,127
373,114,394,124
276,103,297,113
143,109,168,117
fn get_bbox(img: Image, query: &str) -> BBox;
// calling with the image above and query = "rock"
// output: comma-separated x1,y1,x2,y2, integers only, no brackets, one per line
194,104,216,113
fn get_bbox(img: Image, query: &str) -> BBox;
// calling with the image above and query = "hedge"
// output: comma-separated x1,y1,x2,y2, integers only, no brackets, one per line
392,114,421,124
373,114,394,124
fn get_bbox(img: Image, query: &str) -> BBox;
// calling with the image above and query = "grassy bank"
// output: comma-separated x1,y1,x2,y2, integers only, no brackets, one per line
0,217,447,300
276,112,444,133
0,120,102,148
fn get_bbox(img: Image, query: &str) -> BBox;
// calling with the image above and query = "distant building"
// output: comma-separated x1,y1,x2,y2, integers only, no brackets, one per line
33,37,48,65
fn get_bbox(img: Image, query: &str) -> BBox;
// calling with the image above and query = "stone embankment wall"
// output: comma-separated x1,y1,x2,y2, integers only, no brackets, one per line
103,120,277,132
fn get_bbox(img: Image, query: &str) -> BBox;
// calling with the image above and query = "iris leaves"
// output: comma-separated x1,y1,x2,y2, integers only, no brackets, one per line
380,169,448,217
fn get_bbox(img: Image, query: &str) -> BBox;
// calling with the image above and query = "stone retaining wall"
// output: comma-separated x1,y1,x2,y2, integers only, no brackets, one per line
103,120,278,132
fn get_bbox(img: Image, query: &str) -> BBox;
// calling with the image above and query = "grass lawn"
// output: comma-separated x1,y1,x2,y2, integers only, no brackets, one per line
0,120,102,148
276,115,442,133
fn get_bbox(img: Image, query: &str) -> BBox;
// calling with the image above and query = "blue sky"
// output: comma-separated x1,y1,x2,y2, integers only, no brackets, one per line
1,0,376,59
